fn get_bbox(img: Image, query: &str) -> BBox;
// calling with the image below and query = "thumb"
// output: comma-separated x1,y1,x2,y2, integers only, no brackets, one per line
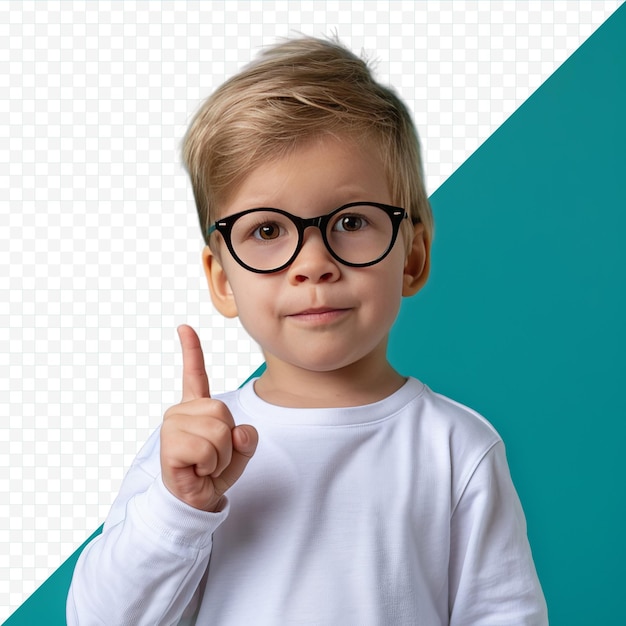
232,424,259,458
177,324,211,401
213,424,258,494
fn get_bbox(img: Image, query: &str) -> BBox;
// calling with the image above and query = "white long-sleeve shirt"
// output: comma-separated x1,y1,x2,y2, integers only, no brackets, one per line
67,377,548,625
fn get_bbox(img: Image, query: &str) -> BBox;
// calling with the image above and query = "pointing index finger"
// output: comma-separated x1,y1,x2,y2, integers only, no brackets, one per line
177,324,211,401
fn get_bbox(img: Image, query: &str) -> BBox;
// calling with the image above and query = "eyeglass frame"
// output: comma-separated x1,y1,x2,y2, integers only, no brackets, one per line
207,201,414,274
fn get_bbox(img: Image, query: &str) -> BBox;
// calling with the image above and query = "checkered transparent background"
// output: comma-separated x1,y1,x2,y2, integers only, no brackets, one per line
0,0,621,619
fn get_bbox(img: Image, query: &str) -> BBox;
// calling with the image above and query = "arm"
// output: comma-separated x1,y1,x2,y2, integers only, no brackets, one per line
67,469,227,626
448,442,548,626
67,326,258,625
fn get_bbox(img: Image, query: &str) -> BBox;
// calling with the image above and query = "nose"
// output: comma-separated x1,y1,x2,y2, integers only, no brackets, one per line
286,228,341,284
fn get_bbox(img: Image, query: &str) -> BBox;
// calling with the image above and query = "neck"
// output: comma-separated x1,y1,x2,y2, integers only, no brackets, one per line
255,347,406,409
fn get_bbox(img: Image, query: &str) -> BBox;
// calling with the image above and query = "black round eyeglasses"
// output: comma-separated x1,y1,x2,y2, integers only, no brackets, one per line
207,202,413,274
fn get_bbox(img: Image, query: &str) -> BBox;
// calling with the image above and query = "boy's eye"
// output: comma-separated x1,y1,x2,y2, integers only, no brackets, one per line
333,214,367,232
253,222,283,240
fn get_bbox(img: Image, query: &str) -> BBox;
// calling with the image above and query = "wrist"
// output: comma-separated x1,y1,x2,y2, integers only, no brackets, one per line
129,477,229,552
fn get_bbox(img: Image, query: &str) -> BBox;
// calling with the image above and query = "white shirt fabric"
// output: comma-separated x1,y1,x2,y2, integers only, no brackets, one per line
67,377,548,625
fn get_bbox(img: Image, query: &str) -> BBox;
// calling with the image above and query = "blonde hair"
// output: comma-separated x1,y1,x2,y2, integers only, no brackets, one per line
182,35,433,246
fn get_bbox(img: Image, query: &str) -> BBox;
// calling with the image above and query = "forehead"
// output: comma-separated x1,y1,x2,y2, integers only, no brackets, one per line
218,134,391,218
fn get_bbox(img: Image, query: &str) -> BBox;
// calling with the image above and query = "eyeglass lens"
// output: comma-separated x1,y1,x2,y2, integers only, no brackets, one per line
227,204,396,272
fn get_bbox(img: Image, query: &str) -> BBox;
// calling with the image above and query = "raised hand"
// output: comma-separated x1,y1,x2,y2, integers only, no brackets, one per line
160,325,258,511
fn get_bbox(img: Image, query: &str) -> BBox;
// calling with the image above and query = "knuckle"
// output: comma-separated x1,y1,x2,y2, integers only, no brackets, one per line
195,438,218,465
210,419,233,444
204,398,235,423
160,418,178,440
162,404,179,421
163,397,231,420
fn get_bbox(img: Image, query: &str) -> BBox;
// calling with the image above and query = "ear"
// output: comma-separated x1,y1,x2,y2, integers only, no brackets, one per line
202,246,239,318
402,221,431,297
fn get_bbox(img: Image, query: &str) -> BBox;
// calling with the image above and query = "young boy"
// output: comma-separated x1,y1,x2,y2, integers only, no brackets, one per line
67,36,548,625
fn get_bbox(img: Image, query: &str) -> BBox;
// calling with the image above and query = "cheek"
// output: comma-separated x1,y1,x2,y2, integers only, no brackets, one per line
382,259,410,320
227,271,276,328
352,263,405,330
377,277,404,324
373,253,407,302
230,278,258,310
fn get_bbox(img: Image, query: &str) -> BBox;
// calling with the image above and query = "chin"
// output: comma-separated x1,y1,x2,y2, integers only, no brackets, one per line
285,348,376,374
259,332,388,375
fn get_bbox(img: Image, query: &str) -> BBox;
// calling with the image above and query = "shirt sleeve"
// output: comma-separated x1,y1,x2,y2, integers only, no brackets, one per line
448,441,549,626
66,428,228,626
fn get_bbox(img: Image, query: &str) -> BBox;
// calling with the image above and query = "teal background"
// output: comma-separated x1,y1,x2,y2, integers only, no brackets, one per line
390,5,625,625
4,5,625,624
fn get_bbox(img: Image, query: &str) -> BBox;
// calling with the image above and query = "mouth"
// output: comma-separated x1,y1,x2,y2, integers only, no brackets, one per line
287,307,352,323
